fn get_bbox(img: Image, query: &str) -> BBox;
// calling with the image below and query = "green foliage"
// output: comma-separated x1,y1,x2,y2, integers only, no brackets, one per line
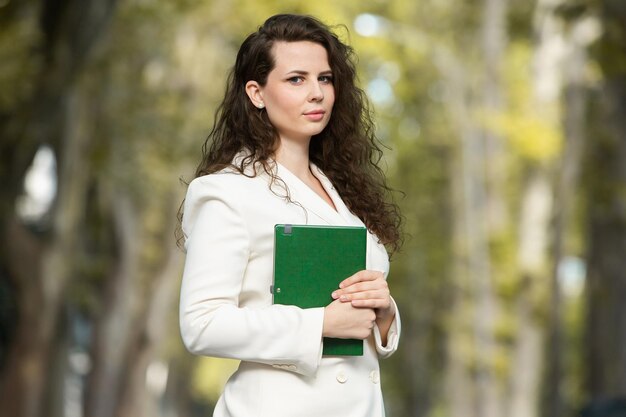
0,6,41,112
480,43,563,163
1,0,601,415
191,357,240,404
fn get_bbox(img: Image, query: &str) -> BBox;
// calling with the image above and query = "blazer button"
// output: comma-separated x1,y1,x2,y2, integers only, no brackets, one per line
369,370,380,384
336,372,348,384
288,365,297,371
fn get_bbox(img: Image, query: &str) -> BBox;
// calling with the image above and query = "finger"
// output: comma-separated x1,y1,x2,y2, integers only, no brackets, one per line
342,289,388,301
337,279,388,297
351,298,390,309
340,290,390,305
332,274,388,299
332,284,373,299
339,270,382,289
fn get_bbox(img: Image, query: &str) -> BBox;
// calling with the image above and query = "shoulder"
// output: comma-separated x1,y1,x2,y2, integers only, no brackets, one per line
182,171,255,244
186,169,258,199
186,155,280,200
183,166,275,215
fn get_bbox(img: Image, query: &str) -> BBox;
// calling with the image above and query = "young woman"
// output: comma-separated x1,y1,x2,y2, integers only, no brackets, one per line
179,14,402,417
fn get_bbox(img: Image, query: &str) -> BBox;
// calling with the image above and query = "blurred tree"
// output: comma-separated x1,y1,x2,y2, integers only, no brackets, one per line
539,1,597,416
583,0,626,408
0,2,117,417
2,1,621,417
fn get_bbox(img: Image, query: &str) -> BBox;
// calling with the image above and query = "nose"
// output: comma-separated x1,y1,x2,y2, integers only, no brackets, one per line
308,81,324,101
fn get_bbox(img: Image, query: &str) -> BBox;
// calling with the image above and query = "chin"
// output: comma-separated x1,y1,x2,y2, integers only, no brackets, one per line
311,123,331,136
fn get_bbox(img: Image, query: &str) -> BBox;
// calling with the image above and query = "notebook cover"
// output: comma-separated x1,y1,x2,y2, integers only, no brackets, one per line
273,224,366,356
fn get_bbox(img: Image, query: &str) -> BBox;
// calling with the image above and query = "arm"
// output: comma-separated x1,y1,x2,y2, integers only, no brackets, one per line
179,176,324,376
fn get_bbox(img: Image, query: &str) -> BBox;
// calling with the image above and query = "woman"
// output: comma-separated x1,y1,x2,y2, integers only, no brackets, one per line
179,14,402,417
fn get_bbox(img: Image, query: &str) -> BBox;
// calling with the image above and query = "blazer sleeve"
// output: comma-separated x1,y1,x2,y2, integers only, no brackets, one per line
373,297,401,358
179,176,324,377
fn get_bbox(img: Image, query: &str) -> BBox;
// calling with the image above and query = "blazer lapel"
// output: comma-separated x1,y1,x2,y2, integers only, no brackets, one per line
309,164,364,227
274,161,346,225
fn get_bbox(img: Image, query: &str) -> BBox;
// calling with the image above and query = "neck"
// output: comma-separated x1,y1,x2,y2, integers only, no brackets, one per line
273,137,312,181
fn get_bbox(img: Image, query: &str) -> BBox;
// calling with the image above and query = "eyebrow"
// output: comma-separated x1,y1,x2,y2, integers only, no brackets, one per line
285,69,333,76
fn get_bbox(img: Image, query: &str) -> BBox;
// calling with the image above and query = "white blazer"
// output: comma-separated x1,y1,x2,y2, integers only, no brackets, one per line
179,160,401,417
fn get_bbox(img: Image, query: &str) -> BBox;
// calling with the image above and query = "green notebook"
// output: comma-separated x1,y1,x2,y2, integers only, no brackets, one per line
273,224,366,356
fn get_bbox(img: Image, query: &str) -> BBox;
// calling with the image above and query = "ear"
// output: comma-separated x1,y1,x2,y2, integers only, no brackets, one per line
245,81,265,109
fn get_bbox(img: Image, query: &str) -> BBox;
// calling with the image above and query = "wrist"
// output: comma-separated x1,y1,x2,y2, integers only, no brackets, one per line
322,306,335,338
375,303,395,326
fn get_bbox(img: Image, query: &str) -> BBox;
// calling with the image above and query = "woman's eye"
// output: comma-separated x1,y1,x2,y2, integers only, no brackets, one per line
288,76,304,84
319,75,333,83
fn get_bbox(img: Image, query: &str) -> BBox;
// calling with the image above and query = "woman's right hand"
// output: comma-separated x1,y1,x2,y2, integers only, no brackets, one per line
322,298,376,340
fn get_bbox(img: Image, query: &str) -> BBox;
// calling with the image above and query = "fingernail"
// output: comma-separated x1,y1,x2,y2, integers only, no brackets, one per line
340,295,348,301
339,283,345,288
331,291,337,298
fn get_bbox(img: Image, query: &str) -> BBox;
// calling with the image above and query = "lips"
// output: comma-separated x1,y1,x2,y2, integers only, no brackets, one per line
303,109,326,121
304,109,326,116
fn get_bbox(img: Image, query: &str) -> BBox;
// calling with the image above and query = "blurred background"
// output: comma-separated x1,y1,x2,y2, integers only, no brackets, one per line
1,0,625,416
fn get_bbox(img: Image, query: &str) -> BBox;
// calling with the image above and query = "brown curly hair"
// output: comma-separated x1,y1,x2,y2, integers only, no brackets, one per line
190,14,402,253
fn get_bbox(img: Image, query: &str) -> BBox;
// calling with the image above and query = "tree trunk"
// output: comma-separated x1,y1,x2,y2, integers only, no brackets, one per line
472,0,508,415
0,2,117,416
85,192,140,417
514,2,570,416
402,252,434,417
584,0,626,403
438,27,499,416
534,2,594,415
481,0,509,235
532,2,568,416
117,244,184,417
509,170,551,417
85,180,184,417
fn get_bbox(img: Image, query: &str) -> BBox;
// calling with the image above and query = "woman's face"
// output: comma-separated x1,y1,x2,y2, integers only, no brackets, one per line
246,41,335,145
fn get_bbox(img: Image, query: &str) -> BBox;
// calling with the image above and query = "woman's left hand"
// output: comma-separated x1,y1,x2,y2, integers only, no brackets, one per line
331,270,394,320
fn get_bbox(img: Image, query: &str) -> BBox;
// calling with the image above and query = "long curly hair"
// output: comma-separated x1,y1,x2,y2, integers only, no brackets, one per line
190,14,402,253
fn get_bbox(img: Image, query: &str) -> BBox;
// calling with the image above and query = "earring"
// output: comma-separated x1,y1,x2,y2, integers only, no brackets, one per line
257,103,265,109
